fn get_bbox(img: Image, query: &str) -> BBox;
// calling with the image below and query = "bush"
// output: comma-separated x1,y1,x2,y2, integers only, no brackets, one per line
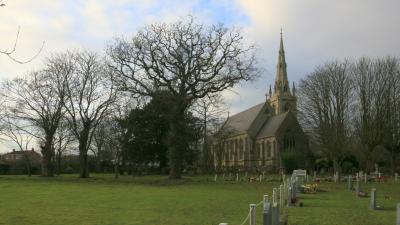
282,152,307,174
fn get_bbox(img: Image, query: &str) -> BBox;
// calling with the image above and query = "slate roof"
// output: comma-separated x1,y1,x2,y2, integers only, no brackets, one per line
224,102,265,135
256,112,289,138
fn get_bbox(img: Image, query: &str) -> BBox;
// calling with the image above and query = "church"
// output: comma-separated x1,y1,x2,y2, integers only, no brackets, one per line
213,32,309,172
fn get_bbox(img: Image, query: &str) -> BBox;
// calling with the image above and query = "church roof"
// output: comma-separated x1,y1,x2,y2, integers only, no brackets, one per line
224,102,265,135
256,112,289,138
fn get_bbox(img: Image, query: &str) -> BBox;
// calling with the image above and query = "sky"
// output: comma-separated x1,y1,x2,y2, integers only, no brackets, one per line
1,0,400,152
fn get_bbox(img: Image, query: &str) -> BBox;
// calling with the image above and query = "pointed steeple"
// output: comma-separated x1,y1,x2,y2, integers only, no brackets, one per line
292,82,296,96
274,28,289,95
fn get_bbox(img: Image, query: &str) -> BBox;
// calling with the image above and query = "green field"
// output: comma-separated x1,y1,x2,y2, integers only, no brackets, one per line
0,175,398,225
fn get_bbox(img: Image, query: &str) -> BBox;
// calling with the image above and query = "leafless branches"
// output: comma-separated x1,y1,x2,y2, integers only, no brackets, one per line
107,16,258,178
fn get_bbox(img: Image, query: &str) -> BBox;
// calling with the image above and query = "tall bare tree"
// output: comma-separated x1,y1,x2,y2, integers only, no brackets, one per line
298,60,353,174
353,57,400,172
63,50,117,178
192,94,228,173
107,17,258,178
2,55,70,176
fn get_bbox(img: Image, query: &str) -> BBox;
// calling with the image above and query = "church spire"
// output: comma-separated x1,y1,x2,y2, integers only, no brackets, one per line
274,28,289,95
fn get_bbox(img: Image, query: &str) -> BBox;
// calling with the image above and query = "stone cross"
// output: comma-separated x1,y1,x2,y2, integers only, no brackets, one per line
348,175,352,191
249,204,256,225
370,188,377,210
263,195,272,225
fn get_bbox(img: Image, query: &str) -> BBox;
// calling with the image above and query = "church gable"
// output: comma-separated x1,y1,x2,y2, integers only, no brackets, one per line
223,103,264,136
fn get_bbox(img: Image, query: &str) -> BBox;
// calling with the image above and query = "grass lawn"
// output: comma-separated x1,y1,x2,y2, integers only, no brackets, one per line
0,174,399,225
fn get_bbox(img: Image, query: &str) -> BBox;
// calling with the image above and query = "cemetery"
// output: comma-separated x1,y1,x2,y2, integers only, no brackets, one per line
0,171,399,225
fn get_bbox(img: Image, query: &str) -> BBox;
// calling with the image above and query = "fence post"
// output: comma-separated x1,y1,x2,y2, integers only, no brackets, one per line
287,187,292,207
263,195,272,225
397,203,400,225
249,204,256,225
272,203,279,225
370,188,376,210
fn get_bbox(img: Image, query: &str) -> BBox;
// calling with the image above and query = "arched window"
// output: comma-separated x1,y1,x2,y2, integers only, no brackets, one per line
267,141,271,158
239,139,244,160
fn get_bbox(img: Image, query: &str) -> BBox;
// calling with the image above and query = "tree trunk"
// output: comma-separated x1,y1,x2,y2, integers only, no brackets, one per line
41,137,54,177
168,105,186,179
79,149,89,178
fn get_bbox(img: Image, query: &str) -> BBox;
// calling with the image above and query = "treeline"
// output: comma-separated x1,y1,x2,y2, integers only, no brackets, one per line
0,17,257,179
298,57,400,174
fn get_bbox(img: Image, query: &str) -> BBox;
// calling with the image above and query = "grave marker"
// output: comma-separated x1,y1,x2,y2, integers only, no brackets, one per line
236,173,239,182
355,177,360,197
364,174,367,183
395,173,398,183
370,188,376,210
348,175,352,191
287,187,292,206
272,188,277,205
214,174,217,182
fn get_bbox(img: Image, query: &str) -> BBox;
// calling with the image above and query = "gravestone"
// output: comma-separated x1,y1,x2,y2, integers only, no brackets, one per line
260,174,262,182
219,223,228,225
364,174,367,183
263,195,272,225
236,173,239,182
395,173,398,183
370,188,377,210
214,174,218,182
355,177,361,197
348,175,352,190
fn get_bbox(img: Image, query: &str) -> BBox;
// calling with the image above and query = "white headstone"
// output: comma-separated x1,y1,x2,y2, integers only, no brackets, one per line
370,188,376,210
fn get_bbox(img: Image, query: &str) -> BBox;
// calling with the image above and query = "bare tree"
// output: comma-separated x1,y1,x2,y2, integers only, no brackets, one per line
63,50,117,178
53,120,74,175
0,114,36,176
191,94,228,173
2,54,71,177
353,57,400,172
107,17,258,178
298,60,353,174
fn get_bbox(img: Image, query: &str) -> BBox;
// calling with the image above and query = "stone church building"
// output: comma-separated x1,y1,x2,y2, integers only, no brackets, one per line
213,33,308,172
